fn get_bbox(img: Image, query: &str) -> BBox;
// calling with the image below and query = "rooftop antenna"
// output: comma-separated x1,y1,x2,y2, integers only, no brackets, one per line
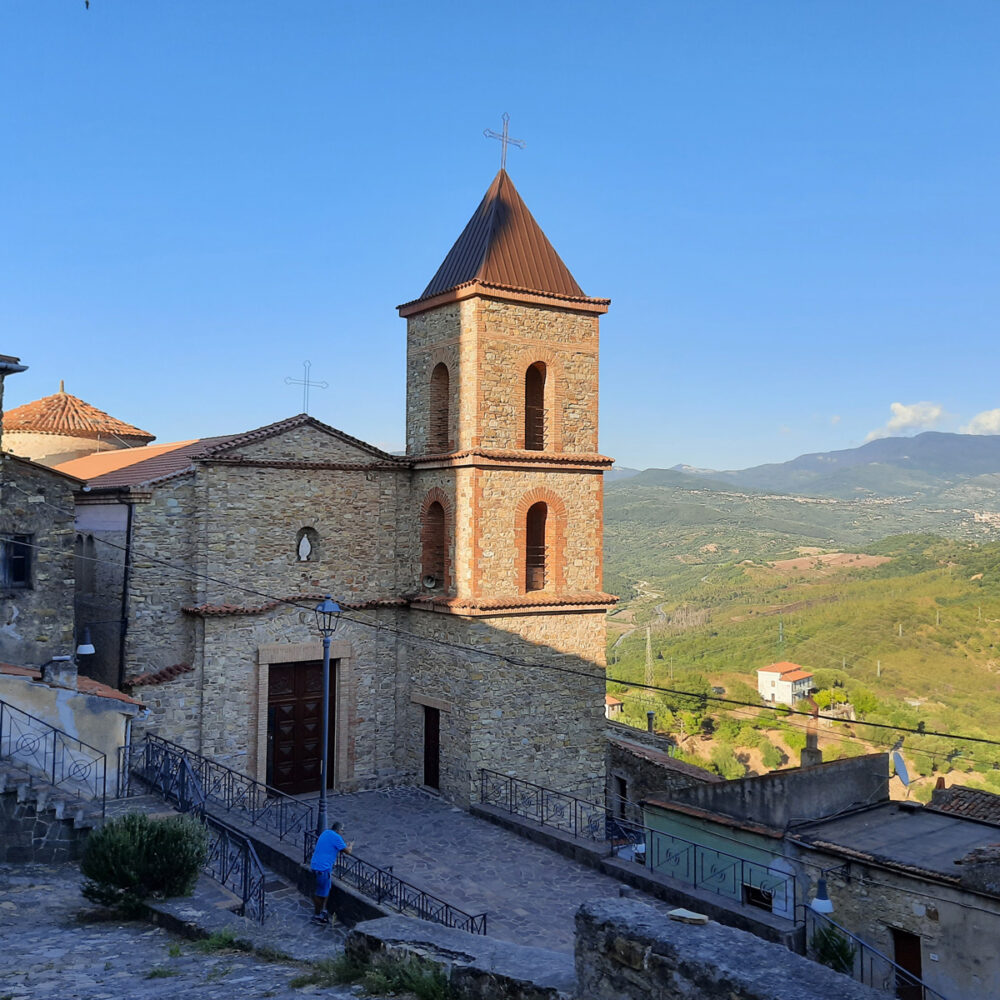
484,113,525,171
284,360,328,415
892,750,911,790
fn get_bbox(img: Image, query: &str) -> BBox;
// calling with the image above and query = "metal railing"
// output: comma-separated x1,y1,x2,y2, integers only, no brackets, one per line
123,734,313,844
0,698,107,816
802,907,949,1000
303,830,487,935
480,768,795,917
204,817,267,923
121,737,268,922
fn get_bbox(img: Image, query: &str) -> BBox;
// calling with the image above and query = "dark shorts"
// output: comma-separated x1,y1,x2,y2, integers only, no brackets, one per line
312,868,331,897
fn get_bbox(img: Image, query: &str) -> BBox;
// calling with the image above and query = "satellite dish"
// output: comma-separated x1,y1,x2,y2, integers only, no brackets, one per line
892,751,910,787
422,574,438,590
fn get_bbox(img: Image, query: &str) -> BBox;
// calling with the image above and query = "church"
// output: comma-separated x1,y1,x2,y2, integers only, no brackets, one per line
10,169,616,806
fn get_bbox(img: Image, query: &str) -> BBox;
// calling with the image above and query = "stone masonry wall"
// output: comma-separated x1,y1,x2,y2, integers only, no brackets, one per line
576,897,882,1000
798,849,1000,1000
406,298,600,456
0,455,75,666
400,608,607,805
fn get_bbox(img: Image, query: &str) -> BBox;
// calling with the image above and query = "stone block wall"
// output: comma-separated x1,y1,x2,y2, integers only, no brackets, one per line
0,455,76,666
401,608,607,805
575,897,882,1000
0,787,89,864
405,298,600,457
799,849,1000,1000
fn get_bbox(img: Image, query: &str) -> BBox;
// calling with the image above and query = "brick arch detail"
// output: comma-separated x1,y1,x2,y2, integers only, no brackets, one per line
515,348,563,451
420,487,454,593
513,488,567,593
427,349,457,452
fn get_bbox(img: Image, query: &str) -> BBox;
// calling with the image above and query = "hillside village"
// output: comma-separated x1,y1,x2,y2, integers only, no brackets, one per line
4,163,1000,1000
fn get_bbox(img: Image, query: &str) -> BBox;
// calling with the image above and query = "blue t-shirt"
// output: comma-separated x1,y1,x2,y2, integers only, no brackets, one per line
310,829,347,871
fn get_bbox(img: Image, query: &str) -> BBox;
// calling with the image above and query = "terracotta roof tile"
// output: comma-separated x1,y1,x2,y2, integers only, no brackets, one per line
404,170,604,308
0,662,143,707
930,785,1000,826
609,736,723,782
128,662,194,687
758,661,810,676
55,436,235,488
3,387,155,442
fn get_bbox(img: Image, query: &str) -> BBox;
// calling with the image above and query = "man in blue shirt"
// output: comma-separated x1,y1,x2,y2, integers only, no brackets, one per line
310,820,353,924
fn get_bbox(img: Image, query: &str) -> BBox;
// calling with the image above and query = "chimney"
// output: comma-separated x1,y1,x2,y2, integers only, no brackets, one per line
41,655,78,691
800,719,823,767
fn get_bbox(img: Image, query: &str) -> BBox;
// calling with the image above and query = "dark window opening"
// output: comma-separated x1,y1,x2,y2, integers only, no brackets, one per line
524,362,546,450
1,534,32,589
525,502,547,592
421,501,446,589
614,776,628,819
429,363,450,452
742,884,773,912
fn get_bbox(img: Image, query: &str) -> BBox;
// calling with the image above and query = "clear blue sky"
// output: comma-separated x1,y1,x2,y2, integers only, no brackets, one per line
3,2,999,470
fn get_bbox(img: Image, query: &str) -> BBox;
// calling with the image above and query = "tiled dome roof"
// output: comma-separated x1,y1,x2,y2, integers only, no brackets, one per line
3,383,155,442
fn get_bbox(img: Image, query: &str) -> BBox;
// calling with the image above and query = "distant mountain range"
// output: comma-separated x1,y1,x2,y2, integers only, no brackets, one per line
616,432,1000,501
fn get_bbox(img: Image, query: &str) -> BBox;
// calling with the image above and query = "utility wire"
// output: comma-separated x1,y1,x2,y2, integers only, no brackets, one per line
5,488,1000,752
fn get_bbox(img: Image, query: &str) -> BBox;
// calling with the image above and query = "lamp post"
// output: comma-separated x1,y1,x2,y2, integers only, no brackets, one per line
314,595,342,835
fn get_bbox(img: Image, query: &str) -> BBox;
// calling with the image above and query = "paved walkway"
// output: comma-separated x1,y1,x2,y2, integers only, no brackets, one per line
319,786,629,953
0,863,357,1000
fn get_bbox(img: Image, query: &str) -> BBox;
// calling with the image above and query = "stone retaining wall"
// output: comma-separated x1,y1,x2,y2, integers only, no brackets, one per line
575,897,881,1000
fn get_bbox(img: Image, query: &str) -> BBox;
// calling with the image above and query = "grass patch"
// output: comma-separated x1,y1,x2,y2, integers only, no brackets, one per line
145,967,179,979
193,929,250,954
290,952,455,1000
167,943,182,958
289,953,365,988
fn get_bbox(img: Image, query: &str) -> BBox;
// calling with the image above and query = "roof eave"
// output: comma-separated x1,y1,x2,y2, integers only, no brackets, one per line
398,280,610,318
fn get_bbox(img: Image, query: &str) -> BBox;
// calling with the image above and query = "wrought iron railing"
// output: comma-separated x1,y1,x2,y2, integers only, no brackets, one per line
0,698,107,816
204,817,267,923
121,736,268,922
303,831,487,935
802,906,949,1000
124,734,313,844
479,768,796,917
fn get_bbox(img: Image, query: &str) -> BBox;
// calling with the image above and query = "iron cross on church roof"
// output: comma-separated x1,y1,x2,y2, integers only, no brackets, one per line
483,113,526,171
284,360,328,414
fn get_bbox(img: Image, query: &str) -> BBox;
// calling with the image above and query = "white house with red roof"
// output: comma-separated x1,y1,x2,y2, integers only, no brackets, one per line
757,661,813,705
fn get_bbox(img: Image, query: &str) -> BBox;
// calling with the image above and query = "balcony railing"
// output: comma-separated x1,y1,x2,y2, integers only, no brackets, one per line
479,768,795,918
0,698,106,815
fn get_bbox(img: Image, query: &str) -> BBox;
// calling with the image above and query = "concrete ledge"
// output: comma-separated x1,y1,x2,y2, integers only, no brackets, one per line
576,897,882,1000
347,914,576,1000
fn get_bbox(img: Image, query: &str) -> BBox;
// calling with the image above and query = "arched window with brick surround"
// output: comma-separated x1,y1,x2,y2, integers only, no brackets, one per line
524,362,546,451
525,502,548,591
429,362,450,453
420,491,451,592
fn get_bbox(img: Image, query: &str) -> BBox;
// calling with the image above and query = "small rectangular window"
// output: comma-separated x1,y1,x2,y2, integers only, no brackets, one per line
742,883,773,911
1,534,32,589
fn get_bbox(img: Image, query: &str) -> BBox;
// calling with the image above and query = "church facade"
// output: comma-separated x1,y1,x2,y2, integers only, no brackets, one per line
58,170,615,805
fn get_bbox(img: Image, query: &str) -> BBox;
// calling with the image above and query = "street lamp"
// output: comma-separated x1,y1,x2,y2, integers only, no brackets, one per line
314,595,341,835
810,878,834,914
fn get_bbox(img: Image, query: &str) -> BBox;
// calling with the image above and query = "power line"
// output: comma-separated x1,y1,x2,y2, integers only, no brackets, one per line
5,499,1000,753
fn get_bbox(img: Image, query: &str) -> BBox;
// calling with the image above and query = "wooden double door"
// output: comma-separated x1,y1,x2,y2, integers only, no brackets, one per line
266,660,336,795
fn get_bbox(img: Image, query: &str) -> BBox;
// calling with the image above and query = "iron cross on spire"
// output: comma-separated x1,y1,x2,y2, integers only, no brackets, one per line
284,360,329,415
483,112,526,171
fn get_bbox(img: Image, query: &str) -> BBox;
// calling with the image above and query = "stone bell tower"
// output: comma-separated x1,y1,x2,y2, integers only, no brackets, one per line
397,169,615,801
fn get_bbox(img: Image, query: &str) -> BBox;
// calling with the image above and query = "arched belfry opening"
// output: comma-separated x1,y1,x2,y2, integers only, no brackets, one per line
422,500,447,590
429,363,450,452
524,362,546,451
525,501,548,592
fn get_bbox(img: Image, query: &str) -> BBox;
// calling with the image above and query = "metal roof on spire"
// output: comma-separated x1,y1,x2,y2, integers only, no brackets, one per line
415,169,592,303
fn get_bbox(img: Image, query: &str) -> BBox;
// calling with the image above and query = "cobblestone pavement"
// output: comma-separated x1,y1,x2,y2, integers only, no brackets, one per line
0,864,358,1000
318,786,629,953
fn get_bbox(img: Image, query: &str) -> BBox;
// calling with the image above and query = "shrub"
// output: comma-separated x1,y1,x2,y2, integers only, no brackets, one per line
760,740,784,769
811,924,856,975
81,812,208,916
710,745,745,780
